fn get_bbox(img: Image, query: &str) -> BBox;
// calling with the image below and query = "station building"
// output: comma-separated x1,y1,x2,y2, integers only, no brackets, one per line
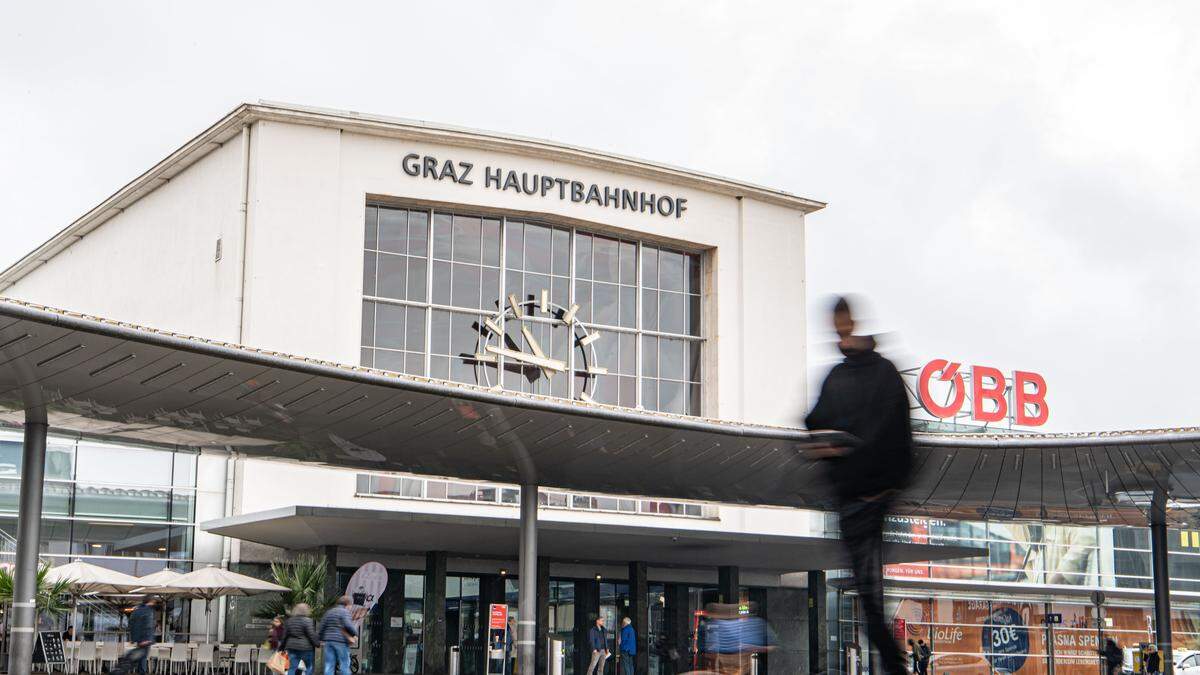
1,102,1197,675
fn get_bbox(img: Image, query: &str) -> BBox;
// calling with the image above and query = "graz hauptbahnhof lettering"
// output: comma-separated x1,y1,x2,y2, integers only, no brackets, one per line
402,152,690,219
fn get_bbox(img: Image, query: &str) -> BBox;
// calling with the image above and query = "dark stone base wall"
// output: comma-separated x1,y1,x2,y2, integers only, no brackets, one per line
766,587,808,673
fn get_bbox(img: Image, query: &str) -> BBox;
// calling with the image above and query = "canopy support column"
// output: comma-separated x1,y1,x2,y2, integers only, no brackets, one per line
518,484,538,673
628,561,649,675
809,570,828,675
1151,489,1173,673
8,420,48,675
718,565,740,605
423,551,447,675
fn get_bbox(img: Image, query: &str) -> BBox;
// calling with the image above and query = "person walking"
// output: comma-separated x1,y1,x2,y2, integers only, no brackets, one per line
806,296,914,675
619,617,636,675
126,595,158,675
585,616,609,675
907,640,918,674
507,616,517,675
916,639,930,675
281,604,319,675
1099,638,1122,675
318,596,359,675
1145,643,1161,674
268,616,285,651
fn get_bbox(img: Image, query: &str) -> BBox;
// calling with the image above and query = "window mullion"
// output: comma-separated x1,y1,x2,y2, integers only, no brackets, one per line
635,240,643,410
568,227,576,398
424,208,434,377
497,217,507,388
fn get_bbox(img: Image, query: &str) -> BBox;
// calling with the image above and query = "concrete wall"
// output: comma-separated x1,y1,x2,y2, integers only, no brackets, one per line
766,587,809,673
4,139,244,340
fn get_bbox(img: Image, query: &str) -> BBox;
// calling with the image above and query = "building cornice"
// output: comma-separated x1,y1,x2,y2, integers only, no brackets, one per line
0,101,826,291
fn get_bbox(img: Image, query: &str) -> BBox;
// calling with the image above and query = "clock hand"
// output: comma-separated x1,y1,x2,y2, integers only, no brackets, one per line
484,345,566,371
521,326,555,379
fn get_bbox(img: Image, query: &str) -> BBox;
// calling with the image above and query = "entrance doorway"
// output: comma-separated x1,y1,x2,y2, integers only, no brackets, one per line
548,581,576,674
446,575,484,674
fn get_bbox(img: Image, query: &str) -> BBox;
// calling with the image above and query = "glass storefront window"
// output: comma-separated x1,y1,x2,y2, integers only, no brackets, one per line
363,205,705,416
72,521,172,557
0,439,75,479
0,478,71,516
845,594,1200,675
74,484,173,520
77,443,174,486
0,434,196,574
172,453,197,487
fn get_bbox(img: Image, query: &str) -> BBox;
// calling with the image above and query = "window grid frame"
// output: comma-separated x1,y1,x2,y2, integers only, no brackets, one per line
363,203,706,416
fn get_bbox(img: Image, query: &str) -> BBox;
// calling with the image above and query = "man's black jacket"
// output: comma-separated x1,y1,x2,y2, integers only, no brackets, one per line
806,340,914,501
129,603,156,645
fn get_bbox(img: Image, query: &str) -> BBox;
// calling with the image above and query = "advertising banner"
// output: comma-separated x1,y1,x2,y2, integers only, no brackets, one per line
345,562,388,632
487,603,510,675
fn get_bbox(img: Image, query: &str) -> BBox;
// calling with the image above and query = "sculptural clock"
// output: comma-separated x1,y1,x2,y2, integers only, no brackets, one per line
472,290,604,402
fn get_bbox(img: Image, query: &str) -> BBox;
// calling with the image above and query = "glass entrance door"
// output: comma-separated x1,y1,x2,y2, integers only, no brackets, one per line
447,576,483,674
548,581,576,675
600,582,631,674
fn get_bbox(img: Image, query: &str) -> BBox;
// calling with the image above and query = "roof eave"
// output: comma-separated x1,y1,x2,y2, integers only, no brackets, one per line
0,103,257,292
0,101,826,291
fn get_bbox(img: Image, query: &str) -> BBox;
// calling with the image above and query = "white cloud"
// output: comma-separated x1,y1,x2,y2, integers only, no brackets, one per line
1,0,1196,431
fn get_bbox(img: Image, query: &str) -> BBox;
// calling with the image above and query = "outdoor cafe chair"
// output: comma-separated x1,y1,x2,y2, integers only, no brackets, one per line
75,642,97,674
100,642,120,671
254,646,272,675
168,643,190,675
231,644,254,675
194,643,217,675
149,644,170,674
61,642,76,672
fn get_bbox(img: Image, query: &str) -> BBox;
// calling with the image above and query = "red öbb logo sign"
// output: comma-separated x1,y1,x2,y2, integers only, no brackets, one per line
917,359,1049,427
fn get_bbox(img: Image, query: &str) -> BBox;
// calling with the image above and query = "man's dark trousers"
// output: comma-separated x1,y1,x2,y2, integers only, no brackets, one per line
839,494,906,675
122,645,150,674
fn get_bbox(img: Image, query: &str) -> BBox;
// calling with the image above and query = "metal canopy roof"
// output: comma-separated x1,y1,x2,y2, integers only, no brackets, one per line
0,300,844,509
201,506,983,574
1,299,1198,527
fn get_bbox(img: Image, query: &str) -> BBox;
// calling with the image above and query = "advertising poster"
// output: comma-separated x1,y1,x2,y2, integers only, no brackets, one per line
884,517,1099,585
345,562,388,631
892,598,1054,674
884,517,932,579
486,604,509,675
1050,604,1103,675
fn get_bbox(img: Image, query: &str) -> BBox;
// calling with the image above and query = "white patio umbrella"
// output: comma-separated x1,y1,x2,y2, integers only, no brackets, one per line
134,568,188,642
45,560,143,595
45,561,142,672
153,565,288,642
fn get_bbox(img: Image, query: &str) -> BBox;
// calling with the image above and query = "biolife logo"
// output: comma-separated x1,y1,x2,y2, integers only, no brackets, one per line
912,359,1050,428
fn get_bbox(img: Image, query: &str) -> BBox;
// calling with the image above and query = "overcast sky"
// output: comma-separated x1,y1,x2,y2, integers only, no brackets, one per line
2,1,1197,432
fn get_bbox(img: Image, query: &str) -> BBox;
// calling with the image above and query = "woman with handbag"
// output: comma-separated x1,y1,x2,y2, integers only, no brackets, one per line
268,616,285,651
280,603,320,675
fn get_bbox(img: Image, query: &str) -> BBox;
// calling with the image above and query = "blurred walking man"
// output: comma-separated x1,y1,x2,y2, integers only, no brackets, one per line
807,297,913,675
126,595,158,674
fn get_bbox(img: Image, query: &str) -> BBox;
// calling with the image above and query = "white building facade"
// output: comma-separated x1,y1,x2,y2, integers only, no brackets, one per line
0,103,828,674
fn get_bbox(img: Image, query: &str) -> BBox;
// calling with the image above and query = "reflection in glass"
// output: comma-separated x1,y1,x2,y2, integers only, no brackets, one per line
78,444,172,487
74,484,172,521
